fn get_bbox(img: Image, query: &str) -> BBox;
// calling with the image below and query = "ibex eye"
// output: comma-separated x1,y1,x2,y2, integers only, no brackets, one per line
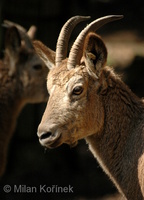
33,64,42,70
72,86,83,95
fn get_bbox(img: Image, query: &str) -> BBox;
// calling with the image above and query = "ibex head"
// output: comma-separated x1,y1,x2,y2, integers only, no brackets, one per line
4,24,55,104
34,15,123,148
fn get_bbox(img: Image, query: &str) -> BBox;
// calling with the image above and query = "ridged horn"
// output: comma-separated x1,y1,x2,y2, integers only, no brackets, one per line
55,16,91,67
67,15,123,70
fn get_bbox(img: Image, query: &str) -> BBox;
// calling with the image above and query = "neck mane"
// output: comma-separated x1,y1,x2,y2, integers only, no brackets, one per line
86,67,144,199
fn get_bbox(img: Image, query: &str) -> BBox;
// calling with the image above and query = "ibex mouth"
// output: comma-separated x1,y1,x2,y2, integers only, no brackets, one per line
39,131,61,148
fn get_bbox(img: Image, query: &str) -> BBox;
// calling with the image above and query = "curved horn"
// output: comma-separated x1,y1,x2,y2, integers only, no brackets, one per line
55,16,91,67
67,15,123,70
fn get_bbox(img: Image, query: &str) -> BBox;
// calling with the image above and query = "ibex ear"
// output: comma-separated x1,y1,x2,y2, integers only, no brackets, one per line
83,33,107,75
5,27,22,76
33,40,55,70
5,26,21,57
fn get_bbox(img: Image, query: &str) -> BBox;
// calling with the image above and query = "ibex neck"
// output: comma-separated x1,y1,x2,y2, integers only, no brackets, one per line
86,70,144,199
0,80,25,176
0,64,25,138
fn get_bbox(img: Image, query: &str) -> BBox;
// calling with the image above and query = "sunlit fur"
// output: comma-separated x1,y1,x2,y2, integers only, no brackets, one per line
35,32,144,199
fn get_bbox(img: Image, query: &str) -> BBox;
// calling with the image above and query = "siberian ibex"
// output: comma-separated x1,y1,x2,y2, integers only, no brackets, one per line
0,23,55,177
34,15,144,199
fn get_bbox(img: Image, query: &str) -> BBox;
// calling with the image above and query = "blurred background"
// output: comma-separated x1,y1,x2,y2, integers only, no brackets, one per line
0,0,144,199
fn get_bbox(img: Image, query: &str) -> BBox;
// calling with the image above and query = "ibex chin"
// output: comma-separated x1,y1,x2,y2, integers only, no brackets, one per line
0,23,55,177
34,15,144,199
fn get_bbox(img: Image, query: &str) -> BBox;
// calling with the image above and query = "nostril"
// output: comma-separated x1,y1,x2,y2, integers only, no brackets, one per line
40,132,52,140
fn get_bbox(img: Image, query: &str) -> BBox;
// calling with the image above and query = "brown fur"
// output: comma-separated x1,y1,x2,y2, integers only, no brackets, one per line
34,31,144,199
0,25,55,177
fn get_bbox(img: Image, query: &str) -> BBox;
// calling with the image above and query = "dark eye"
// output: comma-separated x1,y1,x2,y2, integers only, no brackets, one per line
33,64,42,70
72,86,83,95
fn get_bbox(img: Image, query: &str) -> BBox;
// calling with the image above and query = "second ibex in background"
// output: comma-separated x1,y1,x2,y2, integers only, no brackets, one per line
0,22,55,177
34,15,144,199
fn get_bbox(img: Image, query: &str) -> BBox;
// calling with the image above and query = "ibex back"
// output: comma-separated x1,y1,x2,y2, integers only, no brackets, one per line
34,16,144,199
0,23,55,177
